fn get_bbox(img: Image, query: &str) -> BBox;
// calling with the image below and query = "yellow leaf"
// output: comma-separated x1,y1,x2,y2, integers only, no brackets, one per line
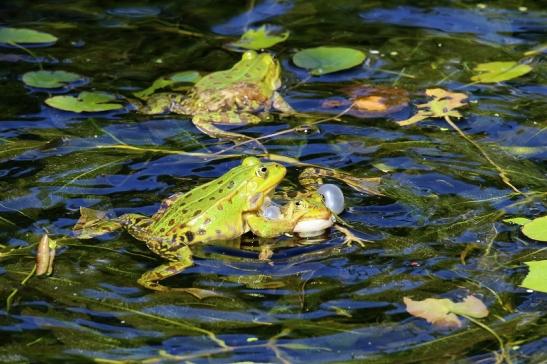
404,295,489,328
398,88,468,126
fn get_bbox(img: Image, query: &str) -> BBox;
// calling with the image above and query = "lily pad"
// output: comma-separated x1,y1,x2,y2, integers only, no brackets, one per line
22,70,85,89
503,217,532,226
521,260,547,293
521,215,547,242
471,61,532,83
134,71,201,99
45,91,123,113
0,27,57,45
229,25,289,50
293,47,365,76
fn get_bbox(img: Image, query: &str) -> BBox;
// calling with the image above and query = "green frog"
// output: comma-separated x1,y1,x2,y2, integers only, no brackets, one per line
139,50,294,142
74,157,332,296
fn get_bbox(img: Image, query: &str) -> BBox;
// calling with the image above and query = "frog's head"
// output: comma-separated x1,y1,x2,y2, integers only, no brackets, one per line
240,50,281,91
240,156,286,211
285,192,335,234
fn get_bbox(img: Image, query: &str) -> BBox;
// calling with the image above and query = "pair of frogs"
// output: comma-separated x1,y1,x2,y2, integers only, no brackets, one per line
75,51,360,295
75,157,341,296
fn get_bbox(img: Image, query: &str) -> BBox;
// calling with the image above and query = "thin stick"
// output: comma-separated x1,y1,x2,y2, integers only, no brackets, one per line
444,116,521,194
215,105,354,155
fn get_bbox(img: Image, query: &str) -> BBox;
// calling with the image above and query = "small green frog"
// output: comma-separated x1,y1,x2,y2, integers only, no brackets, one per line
74,157,331,295
140,50,294,142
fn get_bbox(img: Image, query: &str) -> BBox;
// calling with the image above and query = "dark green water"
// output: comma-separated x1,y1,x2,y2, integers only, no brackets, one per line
0,1,546,363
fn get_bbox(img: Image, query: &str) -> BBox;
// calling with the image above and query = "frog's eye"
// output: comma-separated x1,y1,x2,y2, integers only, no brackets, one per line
256,166,268,177
295,200,307,209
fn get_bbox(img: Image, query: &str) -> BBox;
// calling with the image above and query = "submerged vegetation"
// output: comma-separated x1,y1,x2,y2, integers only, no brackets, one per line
0,1,545,363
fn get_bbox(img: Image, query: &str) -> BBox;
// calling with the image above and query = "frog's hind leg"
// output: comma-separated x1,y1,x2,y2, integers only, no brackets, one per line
138,245,223,299
192,113,265,149
73,207,123,239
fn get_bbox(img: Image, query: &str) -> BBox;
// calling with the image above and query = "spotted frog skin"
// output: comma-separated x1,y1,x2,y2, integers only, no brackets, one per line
140,50,294,142
74,157,326,295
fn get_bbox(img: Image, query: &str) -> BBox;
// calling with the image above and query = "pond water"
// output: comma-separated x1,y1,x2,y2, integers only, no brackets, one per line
0,1,546,363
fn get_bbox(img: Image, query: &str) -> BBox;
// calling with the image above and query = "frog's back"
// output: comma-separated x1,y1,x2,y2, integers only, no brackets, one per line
145,164,257,250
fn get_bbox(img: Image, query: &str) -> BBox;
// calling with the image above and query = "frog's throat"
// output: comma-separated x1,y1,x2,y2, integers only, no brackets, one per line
248,171,285,210
293,217,335,233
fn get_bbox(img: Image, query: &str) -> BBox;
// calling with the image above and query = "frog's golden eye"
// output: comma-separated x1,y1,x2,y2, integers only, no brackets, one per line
256,166,268,177
295,200,307,209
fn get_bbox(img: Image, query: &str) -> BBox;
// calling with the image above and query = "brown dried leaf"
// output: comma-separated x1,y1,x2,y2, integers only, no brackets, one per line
321,84,409,118
35,234,56,276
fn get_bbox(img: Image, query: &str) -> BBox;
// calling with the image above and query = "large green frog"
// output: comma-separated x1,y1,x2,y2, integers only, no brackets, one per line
139,50,294,142
74,157,332,295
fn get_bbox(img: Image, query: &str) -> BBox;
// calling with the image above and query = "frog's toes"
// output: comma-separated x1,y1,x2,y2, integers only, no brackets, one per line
335,225,370,248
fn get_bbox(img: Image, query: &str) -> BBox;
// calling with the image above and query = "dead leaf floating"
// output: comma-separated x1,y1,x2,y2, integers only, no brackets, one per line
398,88,468,126
35,234,57,276
404,295,489,328
321,84,409,118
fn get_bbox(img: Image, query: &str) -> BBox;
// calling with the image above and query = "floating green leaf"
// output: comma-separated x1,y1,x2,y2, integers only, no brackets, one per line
229,25,289,50
293,47,365,75
521,215,547,242
0,27,57,45
45,91,123,113
471,61,532,83
22,70,84,89
521,260,547,292
503,217,532,226
134,71,201,99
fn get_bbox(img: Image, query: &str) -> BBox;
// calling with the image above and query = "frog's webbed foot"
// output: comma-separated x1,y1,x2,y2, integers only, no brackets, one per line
137,246,224,299
73,207,123,239
335,225,371,248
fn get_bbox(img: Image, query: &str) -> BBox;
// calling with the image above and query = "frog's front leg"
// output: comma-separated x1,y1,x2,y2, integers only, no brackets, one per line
245,213,297,238
137,245,221,299
272,92,295,114
334,225,370,248
138,93,186,115
192,113,262,143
